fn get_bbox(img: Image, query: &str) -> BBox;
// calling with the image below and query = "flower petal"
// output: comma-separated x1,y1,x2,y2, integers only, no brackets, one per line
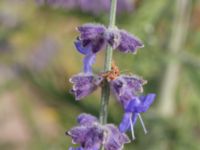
77,23,106,40
117,30,144,53
70,73,103,100
121,75,147,94
67,126,89,144
83,53,96,73
104,124,130,150
139,93,156,112
119,113,131,133
125,97,141,112
67,125,103,149
77,23,106,53
110,75,146,106
77,113,98,125
105,28,121,49
111,75,146,96
74,39,91,55
106,124,130,144
74,39,96,73
83,126,104,149
125,94,156,113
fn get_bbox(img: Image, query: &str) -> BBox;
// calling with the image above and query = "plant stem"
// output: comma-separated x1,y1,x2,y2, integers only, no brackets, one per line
99,0,117,125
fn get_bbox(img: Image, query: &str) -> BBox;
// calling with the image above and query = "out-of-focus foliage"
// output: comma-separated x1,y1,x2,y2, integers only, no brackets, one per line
0,0,200,150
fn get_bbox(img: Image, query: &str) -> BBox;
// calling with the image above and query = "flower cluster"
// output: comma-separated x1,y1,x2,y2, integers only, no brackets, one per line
67,113,130,150
36,0,134,15
75,24,143,73
67,23,156,149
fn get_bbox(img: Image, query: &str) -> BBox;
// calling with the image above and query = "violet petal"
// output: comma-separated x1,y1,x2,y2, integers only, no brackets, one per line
104,124,130,150
119,113,131,133
77,113,98,125
69,73,103,100
126,94,156,113
110,75,146,106
117,30,144,53
83,53,96,73
77,24,106,53
74,39,91,55
67,126,89,144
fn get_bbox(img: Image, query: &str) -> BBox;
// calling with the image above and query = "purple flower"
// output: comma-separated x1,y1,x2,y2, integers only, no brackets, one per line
75,24,144,73
119,94,156,140
76,24,143,55
110,75,147,107
69,73,103,100
110,75,156,140
66,113,130,150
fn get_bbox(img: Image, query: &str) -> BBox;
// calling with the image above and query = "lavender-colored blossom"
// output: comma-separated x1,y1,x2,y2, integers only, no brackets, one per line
76,24,144,70
108,73,155,140
69,73,103,100
119,94,156,140
110,75,147,107
66,113,130,150
77,23,144,53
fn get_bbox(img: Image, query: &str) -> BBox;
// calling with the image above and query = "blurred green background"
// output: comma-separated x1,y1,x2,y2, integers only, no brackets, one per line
0,0,200,150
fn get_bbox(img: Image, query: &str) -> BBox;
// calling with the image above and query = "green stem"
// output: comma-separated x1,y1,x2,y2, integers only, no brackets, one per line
99,0,117,125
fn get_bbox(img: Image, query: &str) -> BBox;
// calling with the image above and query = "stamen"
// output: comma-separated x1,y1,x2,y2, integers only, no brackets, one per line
138,114,148,134
129,114,136,140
